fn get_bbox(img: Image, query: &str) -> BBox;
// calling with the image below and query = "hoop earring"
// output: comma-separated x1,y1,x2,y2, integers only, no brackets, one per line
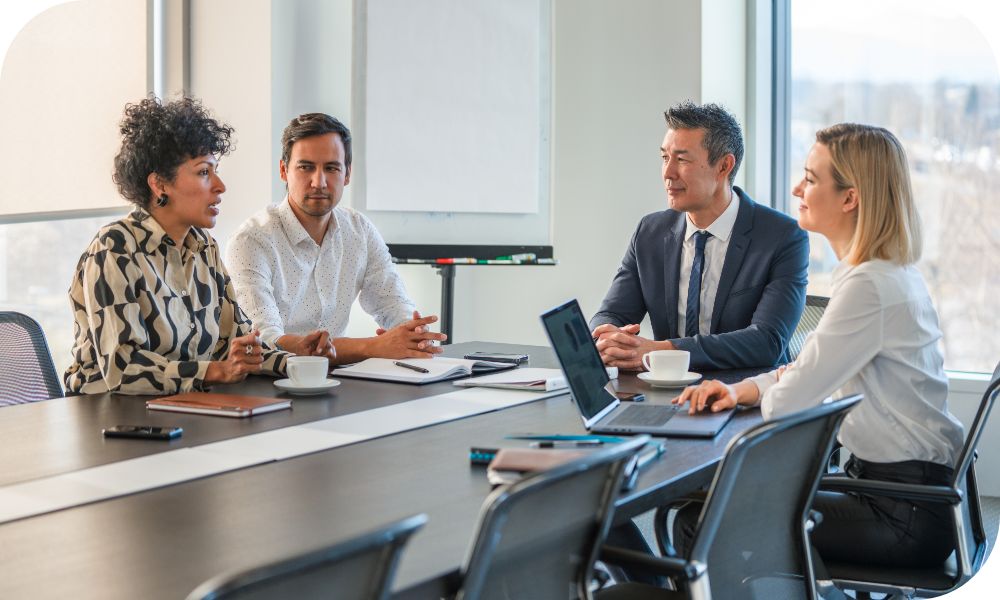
155,194,169,207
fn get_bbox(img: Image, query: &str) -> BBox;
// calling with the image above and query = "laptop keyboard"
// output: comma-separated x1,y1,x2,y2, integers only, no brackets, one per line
605,405,677,427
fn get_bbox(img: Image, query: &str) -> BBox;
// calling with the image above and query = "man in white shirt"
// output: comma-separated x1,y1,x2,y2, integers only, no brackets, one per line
590,102,809,371
227,113,446,363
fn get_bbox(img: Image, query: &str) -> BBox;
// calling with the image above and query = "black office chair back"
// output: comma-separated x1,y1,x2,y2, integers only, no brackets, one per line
787,295,829,362
456,435,649,600
0,311,62,405
947,361,1000,582
687,395,861,600
186,513,427,600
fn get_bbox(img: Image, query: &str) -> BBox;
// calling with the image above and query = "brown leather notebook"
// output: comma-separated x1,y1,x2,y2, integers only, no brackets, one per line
146,392,291,418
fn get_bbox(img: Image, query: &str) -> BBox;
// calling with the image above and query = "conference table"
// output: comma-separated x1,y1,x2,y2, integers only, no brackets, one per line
0,342,764,599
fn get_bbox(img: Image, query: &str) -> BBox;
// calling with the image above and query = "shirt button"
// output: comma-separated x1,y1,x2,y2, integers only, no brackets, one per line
190,323,196,330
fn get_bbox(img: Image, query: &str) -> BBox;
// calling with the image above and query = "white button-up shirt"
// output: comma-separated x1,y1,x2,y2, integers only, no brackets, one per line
226,198,415,347
677,193,739,336
751,259,965,466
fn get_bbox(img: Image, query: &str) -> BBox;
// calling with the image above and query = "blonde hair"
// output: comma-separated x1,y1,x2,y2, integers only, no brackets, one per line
815,123,922,265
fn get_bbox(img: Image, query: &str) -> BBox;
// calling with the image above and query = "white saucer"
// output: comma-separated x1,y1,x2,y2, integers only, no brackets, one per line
637,371,702,388
274,378,341,396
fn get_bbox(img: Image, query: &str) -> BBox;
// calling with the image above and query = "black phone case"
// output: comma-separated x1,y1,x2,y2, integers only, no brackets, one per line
103,427,181,440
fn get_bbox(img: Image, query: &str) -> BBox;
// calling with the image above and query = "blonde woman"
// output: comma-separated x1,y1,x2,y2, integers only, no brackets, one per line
674,123,964,567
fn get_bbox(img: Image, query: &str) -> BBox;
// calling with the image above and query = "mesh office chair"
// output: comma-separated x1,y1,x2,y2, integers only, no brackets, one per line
0,311,62,405
596,395,862,600
821,361,1000,599
454,435,649,600
186,513,427,600
787,295,829,362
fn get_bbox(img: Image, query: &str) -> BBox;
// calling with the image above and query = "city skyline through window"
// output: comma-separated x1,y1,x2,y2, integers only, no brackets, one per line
790,0,1000,373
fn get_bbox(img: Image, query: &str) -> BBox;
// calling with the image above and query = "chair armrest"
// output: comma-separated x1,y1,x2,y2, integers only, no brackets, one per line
819,476,962,504
599,545,705,581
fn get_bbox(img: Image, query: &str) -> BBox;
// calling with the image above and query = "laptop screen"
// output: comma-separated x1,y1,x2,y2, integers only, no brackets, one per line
540,299,617,421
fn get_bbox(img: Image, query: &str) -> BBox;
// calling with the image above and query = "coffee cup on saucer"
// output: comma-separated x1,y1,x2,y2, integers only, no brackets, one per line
641,350,690,380
286,356,329,386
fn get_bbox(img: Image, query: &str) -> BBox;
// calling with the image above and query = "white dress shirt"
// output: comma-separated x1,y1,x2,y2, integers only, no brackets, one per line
226,199,415,347
677,193,739,336
750,259,964,466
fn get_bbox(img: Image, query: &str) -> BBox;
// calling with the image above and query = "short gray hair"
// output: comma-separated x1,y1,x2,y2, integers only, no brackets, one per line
664,101,744,185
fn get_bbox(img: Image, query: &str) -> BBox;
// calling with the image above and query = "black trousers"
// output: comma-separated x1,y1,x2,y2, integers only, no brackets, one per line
673,456,956,569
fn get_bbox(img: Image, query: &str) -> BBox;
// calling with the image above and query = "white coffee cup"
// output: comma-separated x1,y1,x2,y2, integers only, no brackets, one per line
642,350,690,379
286,356,329,386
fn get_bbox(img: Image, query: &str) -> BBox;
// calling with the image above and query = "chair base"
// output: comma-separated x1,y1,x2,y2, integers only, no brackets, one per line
827,557,960,599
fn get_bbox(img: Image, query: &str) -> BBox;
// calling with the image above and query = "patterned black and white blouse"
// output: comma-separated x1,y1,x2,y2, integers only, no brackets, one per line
64,209,288,395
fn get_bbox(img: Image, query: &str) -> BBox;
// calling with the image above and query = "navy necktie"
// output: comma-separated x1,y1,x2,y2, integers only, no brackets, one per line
685,231,711,338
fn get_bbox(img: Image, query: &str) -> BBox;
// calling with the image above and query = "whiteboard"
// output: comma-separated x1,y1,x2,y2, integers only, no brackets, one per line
352,0,552,245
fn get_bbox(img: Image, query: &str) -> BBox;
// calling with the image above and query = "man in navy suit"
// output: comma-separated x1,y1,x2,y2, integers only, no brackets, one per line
591,102,808,372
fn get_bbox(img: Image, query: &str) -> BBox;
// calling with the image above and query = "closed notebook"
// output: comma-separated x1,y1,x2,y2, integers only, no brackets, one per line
454,368,567,392
486,448,586,485
334,357,514,384
146,392,291,418
488,448,587,472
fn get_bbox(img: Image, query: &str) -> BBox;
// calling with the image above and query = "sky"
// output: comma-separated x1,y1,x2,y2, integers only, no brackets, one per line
793,0,1000,83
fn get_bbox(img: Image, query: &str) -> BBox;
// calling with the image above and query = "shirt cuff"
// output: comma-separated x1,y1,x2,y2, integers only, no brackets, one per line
258,326,283,349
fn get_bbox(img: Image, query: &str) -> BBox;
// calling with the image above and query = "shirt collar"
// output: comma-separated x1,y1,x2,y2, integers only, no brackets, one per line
683,190,740,242
130,208,208,254
277,196,338,246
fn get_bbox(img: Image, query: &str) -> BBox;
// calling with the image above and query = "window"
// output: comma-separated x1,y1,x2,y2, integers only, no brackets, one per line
787,0,1000,373
0,0,147,377
0,215,125,376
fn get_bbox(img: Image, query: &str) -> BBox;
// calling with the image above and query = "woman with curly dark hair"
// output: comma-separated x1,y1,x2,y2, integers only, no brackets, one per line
65,97,292,395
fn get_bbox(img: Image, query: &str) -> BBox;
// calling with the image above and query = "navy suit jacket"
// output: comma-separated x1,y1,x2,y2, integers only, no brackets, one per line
590,187,808,371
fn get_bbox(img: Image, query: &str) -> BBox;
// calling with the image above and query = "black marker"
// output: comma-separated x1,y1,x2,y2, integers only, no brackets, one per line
394,361,430,373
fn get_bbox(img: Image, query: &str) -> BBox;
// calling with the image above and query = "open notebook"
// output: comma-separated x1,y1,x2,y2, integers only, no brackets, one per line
334,357,515,384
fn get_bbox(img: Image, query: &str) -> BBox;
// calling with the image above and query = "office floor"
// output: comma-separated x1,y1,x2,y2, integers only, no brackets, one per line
632,496,1000,598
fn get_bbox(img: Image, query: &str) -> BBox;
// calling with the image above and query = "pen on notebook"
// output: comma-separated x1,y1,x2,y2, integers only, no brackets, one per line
531,440,604,448
394,361,430,373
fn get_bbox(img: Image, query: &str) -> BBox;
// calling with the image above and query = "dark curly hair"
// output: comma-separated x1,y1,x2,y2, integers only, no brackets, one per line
113,96,235,208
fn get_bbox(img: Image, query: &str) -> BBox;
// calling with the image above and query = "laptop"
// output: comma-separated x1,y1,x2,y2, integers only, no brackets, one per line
540,299,734,438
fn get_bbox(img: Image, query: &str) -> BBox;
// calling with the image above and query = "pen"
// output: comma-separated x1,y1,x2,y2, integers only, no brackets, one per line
496,253,537,261
506,434,626,443
436,258,478,264
394,258,437,264
530,440,604,448
394,361,430,373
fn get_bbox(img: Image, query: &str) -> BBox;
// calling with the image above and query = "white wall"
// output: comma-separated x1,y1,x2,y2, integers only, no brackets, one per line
448,0,703,345
188,0,273,252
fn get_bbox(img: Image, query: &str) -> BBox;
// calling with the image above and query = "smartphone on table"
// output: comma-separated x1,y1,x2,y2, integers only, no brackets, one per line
614,391,646,402
102,425,183,440
463,352,529,364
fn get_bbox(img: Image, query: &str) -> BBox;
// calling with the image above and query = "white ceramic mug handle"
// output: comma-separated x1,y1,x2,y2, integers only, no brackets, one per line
642,353,652,371
288,363,299,382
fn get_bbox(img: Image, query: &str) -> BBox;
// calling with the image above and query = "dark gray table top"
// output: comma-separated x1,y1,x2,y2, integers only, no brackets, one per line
0,342,763,599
